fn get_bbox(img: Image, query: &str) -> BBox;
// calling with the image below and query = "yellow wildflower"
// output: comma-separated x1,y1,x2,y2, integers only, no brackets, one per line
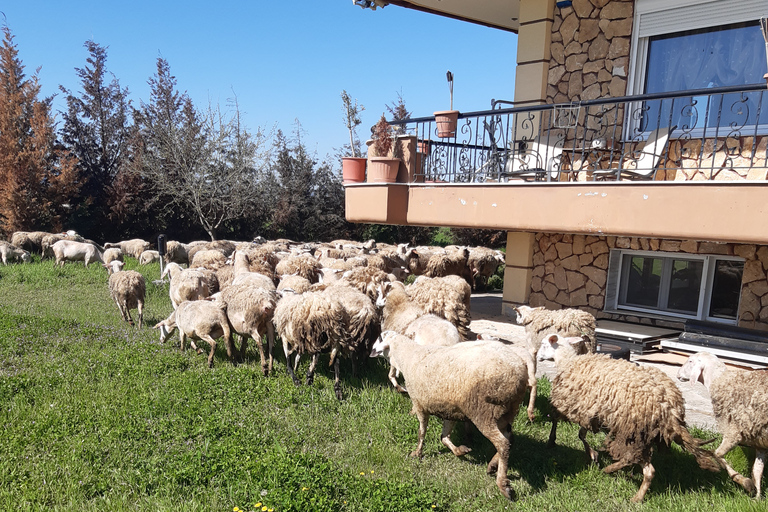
370,470,374,474
262,507,268,512
255,504,262,508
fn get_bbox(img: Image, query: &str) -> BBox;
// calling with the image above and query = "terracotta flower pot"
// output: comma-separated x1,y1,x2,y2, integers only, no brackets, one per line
341,157,367,184
434,110,459,138
367,157,400,183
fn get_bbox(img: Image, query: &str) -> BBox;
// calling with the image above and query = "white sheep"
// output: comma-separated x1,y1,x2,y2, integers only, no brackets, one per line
102,247,124,265
104,239,150,259
52,240,104,267
370,332,529,500
163,240,190,265
0,241,31,265
107,267,146,328
514,305,596,421
407,275,471,339
538,334,718,503
190,249,228,269
677,351,768,498
162,262,216,309
138,250,160,265
154,299,235,367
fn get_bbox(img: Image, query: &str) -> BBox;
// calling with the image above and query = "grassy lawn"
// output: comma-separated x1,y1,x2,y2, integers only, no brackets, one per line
0,257,762,511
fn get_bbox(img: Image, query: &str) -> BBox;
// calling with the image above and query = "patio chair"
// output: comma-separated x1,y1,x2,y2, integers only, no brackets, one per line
593,125,676,181
501,135,565,182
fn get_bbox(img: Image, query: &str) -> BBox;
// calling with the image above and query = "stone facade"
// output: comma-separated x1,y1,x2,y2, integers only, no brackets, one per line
529,232,768,331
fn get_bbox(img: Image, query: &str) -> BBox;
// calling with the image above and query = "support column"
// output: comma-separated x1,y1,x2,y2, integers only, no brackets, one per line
501,232,536,318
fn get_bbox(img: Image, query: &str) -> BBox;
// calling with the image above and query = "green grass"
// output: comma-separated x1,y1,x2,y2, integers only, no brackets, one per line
0,258,762,511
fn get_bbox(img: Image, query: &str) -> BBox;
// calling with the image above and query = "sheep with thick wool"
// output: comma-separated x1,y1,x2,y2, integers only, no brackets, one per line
468,247,505,290
406,276,471,339
162,262,216,309
138,250,160,265
106,265,145,328
424,246,471,282
539,334,718,503
163,240,190,265
514,304,595,421
275,253,322,283
370,332,529,500
190,249,228,269
154,299,235,368
677,351,768,498
102,247,124,265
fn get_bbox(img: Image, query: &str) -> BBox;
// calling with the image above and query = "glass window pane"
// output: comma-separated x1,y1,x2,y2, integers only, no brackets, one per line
666,259,703,313
623,256,662,308
709,260,744,320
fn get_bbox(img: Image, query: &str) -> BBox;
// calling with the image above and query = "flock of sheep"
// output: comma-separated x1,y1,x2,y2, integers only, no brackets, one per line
2,229,767,503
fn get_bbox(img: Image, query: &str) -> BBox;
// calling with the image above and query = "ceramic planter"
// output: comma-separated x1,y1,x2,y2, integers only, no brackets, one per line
434,110,459,138
341,157,367,184
367,157,400,183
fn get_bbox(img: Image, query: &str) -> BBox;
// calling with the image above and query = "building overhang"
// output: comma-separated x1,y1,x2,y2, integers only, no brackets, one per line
345,182,768,245
383,0,521,33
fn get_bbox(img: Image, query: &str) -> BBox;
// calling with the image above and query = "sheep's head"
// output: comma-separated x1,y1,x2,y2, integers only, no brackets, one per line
103,260,125,274
677,352,724,389
513,305,543,325
537,333,585,364
20,250,31,263
370,331,397,358
153,312,177,343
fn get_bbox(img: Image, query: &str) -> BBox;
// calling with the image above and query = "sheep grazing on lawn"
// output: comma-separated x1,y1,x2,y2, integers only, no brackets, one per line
107,266,146,328
677,351,768,498
162,262,216,309
514,304,596,421
154,299,235,368
539,334,718,503
0,241,31,265
104,239,150,259
138,250,160,265
52,240,104,267
370,332,529,500
163,240,189,265
102,247,124,265
218,284,279,375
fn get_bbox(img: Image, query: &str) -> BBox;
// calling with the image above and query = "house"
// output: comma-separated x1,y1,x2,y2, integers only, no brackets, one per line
346,0,768,358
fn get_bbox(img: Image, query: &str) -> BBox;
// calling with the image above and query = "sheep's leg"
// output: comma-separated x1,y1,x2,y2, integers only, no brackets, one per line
714,437,756,495
440,420,471,457
221,325,236,366
409,408,429,459
253,331,269,376
266,322,275,375
622,461,655,503
547,418,558,448
137,301,143,329
333,356,343,401
753,449,766,499
579,427,599,464
200,335,217,368
239,333,249,364
306,353,319,386
474,419,513,500
526,361,537,421
282,337,301,386
123,303,135,327
388,365,408,393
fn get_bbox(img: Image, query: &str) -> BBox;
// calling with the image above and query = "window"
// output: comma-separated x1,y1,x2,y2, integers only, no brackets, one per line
607,250,744,323
628,0,768,134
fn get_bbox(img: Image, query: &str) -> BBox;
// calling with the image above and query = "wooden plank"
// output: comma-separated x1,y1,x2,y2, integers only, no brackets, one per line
660,339,768,367
597,320,681,341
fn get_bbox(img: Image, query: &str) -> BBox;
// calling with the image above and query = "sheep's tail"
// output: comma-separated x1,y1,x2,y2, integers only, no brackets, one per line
677,427,720,472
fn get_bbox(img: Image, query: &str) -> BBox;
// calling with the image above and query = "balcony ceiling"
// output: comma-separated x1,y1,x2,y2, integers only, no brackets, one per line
388,0,520,32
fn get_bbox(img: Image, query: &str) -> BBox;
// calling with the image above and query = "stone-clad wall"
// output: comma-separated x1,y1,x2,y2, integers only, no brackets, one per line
530,232,768,331
547,0,633,104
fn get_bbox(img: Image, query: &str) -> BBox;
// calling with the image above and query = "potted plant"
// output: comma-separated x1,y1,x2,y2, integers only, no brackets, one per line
341,90,367,184
434,70,459,138
367,114,400,183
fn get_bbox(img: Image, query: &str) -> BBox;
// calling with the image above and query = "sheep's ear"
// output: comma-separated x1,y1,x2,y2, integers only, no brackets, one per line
546,334,560,345
689,358,704,385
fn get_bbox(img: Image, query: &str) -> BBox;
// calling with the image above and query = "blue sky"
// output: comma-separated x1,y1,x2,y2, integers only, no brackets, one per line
3,1,517,163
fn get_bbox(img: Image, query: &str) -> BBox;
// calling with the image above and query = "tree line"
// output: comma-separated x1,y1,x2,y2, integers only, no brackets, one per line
0,25,504,248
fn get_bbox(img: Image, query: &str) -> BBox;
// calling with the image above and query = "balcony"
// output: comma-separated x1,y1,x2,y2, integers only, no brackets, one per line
345,84,768,245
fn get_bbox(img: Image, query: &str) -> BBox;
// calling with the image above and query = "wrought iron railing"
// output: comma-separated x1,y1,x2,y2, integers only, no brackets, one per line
390,84,768,183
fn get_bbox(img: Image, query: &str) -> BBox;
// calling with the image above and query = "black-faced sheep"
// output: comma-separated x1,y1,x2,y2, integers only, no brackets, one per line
514,304,596,421
677,351,768,498
370,332,529,500
539,334,718,503
154,299,235,368
107,268,146,328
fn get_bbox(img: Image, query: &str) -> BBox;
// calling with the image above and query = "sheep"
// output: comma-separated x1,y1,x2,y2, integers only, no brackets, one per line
190,249,228,269
230,251,277,290
513,304,596,421
52,240,103,267
406,246,445,276
138,250,160,265
102,247,124,265
468,247,505,290
424,246,471,282
0,241,31,265
162,262,215,309
370,332,529,500
273,289,346,396
677,351,768,498
338,266,392,302
104,239,150,259
11,231,49,253
107,267,145,328
163,240,189,265
219,283,279,375
275,253,322,283
538,333,718,503
41,233,68,258
153,299,235,367
381,282,427,335
406,276,471,339
277,274,312,294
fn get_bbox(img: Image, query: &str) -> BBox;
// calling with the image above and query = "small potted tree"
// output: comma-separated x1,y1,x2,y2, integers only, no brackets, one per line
434,70,459,138
367,114,400,183
341,90,367,184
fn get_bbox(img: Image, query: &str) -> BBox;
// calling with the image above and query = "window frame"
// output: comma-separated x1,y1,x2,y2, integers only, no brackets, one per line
606,249,744,324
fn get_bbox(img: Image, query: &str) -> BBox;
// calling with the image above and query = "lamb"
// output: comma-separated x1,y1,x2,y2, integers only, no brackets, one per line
138,250,160,265
107,266,146,328
102,247,124,265
52,240,103,267
219,283,279,375
104,239,150,259
0,241,31,265
162,262,216,309
370,332,529,500
154,299,235,367
677,351,768,498
514,304,596,421
538,333,718,503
